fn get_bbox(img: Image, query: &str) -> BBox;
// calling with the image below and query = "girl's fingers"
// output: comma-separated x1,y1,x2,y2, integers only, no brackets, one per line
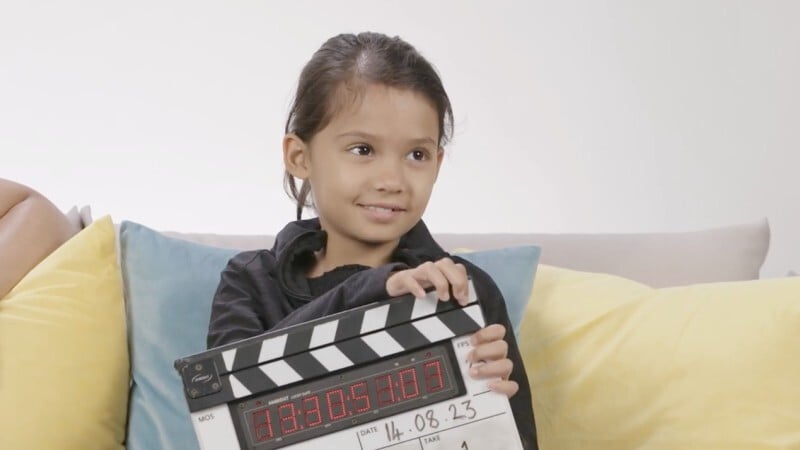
403,276,427,299
387,271,427,298
469,339,509,363
487,380,519,398
414,261,451,301
435,258,469,305
469,358,514,380
470,324,506,346
389,258,472,305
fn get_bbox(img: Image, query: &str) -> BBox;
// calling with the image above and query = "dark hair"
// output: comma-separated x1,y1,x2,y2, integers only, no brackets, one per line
284,31,454,219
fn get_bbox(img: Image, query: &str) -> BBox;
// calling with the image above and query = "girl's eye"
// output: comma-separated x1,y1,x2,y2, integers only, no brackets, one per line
348,145,372,156
407,149,429,161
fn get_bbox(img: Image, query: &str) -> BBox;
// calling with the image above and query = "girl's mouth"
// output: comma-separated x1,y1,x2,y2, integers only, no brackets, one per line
361,205,404,212
358,204,406,221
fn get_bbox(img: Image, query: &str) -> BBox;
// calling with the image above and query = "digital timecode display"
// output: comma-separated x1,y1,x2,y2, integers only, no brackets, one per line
232,343,463,449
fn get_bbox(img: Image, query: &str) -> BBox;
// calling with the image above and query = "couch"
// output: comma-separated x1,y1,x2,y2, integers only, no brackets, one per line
3,201,799,450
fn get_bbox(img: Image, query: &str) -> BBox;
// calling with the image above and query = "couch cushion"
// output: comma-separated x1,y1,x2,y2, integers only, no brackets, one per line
164,219,769,288
121,222,238,450
457,245,540,337
519,264,800,449
121,221,539,450
0,217,129,450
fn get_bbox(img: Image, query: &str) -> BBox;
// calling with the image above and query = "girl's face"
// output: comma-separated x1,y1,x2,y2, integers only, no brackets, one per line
288,83,443,250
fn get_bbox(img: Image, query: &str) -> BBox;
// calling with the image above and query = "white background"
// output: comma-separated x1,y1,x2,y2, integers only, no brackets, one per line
2,1,797,277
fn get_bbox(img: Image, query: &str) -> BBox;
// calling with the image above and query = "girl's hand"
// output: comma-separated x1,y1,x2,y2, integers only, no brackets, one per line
385,257,470,306
386,259,516,396
468,324,518,398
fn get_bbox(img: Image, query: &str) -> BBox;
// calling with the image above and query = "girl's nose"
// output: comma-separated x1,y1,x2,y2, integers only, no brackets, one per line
373,159,405,193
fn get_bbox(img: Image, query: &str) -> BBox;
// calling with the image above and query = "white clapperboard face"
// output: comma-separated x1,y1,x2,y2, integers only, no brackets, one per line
175,280,524,450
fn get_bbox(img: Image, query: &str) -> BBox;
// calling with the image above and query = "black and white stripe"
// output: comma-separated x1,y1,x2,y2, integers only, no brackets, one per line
215,280,477,374
176,280,483,412
221,304,485,401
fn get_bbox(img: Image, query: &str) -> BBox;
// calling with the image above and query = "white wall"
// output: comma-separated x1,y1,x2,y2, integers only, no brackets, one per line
2,0,798,277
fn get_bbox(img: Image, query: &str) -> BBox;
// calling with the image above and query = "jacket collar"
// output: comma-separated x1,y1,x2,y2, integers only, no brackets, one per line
271,217,447,303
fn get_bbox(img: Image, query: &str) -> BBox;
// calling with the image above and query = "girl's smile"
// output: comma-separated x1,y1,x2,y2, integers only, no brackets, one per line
358,202,407,223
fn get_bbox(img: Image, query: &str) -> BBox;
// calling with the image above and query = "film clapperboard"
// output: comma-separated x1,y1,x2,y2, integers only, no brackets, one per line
174,280,524,449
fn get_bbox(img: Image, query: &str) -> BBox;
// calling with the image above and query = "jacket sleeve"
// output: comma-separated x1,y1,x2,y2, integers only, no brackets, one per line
207,252,409,349
207,252,267,349
452,255,539,450
269,262,407,330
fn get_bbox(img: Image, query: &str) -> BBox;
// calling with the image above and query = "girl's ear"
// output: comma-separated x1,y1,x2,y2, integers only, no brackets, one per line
433,147,445,181
283,133,310,179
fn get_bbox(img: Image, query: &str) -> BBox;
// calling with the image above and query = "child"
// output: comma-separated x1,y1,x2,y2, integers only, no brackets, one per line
207,32,537,449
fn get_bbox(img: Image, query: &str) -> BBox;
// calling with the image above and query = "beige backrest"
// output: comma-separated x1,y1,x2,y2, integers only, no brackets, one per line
162,219,769,288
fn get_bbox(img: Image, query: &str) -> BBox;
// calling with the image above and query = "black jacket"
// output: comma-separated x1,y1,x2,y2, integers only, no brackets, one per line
207,218,538,449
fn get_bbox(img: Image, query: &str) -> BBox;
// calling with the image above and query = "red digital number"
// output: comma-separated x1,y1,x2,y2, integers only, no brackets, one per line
326,388,347,420
375,373,395,407
423,360,444,392
398,367,419,399
350,381,371,413
302,395,322,427
252,407,273,441
278,403,299,435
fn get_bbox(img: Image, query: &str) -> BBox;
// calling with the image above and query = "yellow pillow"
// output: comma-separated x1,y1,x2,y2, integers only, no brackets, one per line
0,216,129,450
519,265,800,449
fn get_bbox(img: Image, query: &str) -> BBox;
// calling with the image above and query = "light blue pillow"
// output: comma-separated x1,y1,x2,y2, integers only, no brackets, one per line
457,245,541,337
120,222,237,450
119,221,540,450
